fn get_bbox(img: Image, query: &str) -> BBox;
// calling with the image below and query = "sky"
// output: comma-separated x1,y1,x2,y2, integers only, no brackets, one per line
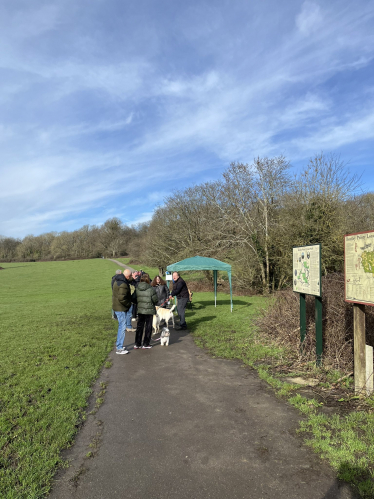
1,0,374,238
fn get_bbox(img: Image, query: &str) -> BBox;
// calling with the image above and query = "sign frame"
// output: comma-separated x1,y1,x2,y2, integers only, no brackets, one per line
345,229,374,307
293,244,322,298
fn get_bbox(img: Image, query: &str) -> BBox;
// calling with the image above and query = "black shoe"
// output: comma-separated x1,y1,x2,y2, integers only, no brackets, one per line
175,325,187,330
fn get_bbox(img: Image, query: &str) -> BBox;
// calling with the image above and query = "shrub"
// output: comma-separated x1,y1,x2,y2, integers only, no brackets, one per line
255,273,374,372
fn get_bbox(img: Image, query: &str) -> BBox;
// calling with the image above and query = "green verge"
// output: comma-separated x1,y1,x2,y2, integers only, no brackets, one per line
188,293,374,498
0,259,120,498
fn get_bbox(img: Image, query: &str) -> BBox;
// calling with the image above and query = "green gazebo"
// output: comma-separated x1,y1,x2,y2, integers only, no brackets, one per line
166,256,233,312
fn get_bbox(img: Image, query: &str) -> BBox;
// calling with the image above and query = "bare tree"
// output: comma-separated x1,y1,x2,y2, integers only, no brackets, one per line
203,156,290,292
0,236,21,261
282,153,361,276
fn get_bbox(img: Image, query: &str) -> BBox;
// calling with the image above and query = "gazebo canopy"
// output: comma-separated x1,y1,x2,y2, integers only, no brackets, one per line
167,256,233,311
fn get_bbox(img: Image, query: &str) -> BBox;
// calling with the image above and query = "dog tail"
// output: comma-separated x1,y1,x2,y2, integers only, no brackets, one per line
169,304,176,312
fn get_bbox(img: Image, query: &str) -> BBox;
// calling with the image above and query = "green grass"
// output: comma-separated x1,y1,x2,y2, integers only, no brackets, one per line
115,258,209,282
0,259,120,498
187,293,282,366
115,257,159,278
290,397,374,497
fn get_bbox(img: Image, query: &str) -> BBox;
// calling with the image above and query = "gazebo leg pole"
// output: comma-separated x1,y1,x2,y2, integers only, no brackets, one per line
214,270,217,307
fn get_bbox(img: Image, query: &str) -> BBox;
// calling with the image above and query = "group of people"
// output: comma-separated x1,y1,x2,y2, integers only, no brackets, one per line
111,268,189,354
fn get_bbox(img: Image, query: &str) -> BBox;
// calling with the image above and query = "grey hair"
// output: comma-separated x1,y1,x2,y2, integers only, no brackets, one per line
115,269,122,274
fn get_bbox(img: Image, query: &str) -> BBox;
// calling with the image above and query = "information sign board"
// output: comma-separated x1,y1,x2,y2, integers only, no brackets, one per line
345,230,374,306
293,244,321,297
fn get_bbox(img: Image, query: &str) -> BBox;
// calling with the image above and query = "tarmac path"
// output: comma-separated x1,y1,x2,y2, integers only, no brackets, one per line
50,326,358,499
107,258,136,272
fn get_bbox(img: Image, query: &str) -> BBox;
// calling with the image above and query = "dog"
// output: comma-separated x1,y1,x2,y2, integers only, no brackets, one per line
156,305,176,329
160,327,170,346
152,313,161,335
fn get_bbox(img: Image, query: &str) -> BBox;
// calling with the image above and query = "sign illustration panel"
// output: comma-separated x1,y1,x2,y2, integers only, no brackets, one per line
293,244,321,297
345,230,374,306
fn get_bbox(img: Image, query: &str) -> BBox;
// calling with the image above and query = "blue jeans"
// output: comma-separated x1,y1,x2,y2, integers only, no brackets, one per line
115,312,127,350
126,305,133,329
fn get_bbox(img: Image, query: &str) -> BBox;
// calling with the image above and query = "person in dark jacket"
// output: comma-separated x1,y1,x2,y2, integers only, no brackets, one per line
170,272,189,330
131,271,141,321
112,269,133,354
151,276,170,307
111,269,122,319
134,273,158,349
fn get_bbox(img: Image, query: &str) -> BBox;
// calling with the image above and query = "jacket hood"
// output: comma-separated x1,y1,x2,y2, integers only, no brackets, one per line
137,282,151,291
114,274,126,284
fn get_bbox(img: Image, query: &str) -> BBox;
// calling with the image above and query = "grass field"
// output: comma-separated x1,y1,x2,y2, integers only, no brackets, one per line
0,259,120,498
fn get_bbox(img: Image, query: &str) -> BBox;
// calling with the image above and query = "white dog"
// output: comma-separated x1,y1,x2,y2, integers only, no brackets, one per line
156,305,176,329
152,313,161,335
160,327,170,346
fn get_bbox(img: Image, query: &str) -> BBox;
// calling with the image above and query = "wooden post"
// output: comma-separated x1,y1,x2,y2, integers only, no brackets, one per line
315,296,323,366
300,293,306,352
353,303,366,395
366,345,373,396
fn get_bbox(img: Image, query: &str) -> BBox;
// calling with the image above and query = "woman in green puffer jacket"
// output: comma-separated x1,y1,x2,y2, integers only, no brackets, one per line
134,273,158,349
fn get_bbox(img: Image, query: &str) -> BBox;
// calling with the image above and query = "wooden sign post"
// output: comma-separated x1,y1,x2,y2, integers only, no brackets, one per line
293,244,322,366
353,304,366,394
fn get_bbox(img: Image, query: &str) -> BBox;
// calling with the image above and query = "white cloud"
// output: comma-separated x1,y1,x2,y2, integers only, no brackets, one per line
296,2,323,36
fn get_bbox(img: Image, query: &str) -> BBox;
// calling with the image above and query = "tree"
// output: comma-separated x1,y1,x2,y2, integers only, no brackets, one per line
99,218,127,257
0,236,21,261
203,156,291,292
281,153,361,276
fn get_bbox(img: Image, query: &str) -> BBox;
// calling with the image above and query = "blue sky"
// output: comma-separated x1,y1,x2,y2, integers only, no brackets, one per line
1,0,374,238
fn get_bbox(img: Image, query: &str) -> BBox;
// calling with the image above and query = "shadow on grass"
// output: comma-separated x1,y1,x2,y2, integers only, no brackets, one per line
335,461,372,498
191,298,251,307
187,316,217,329
321,477,359,499
0,265,29,269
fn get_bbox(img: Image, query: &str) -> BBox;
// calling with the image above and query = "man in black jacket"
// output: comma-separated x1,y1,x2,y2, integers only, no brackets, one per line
111,269,122,319
170,272,189,330
112,269,133,354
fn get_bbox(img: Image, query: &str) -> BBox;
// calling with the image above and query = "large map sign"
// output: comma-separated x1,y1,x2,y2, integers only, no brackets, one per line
345,230,374,306
293,244,321,296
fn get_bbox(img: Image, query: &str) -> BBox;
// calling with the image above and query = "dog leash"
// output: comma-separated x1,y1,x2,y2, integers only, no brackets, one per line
158,298,172,308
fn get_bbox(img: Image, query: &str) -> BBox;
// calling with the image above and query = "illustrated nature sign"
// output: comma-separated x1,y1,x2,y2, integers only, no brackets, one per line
345,230,374,306
293,244,321,297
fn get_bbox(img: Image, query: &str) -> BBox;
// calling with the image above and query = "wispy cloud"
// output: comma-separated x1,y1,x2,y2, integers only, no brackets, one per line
296,1,323,36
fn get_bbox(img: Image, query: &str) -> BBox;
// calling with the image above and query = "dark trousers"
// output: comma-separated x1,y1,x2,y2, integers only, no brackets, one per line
135,314,153,347
132,303,137,319
177,297,188,327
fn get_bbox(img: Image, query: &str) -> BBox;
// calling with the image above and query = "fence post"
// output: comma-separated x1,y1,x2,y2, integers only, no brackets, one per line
353,303,366,395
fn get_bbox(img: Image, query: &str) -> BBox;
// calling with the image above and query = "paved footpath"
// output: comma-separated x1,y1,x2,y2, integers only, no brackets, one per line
50,328,358,499
107,259,136,272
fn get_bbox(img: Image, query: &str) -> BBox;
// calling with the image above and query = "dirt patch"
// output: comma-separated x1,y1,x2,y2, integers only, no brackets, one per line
297,385,366,416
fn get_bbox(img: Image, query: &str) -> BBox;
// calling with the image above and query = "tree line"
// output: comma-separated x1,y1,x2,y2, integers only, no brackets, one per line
0,218,143,262
2,153,373,293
